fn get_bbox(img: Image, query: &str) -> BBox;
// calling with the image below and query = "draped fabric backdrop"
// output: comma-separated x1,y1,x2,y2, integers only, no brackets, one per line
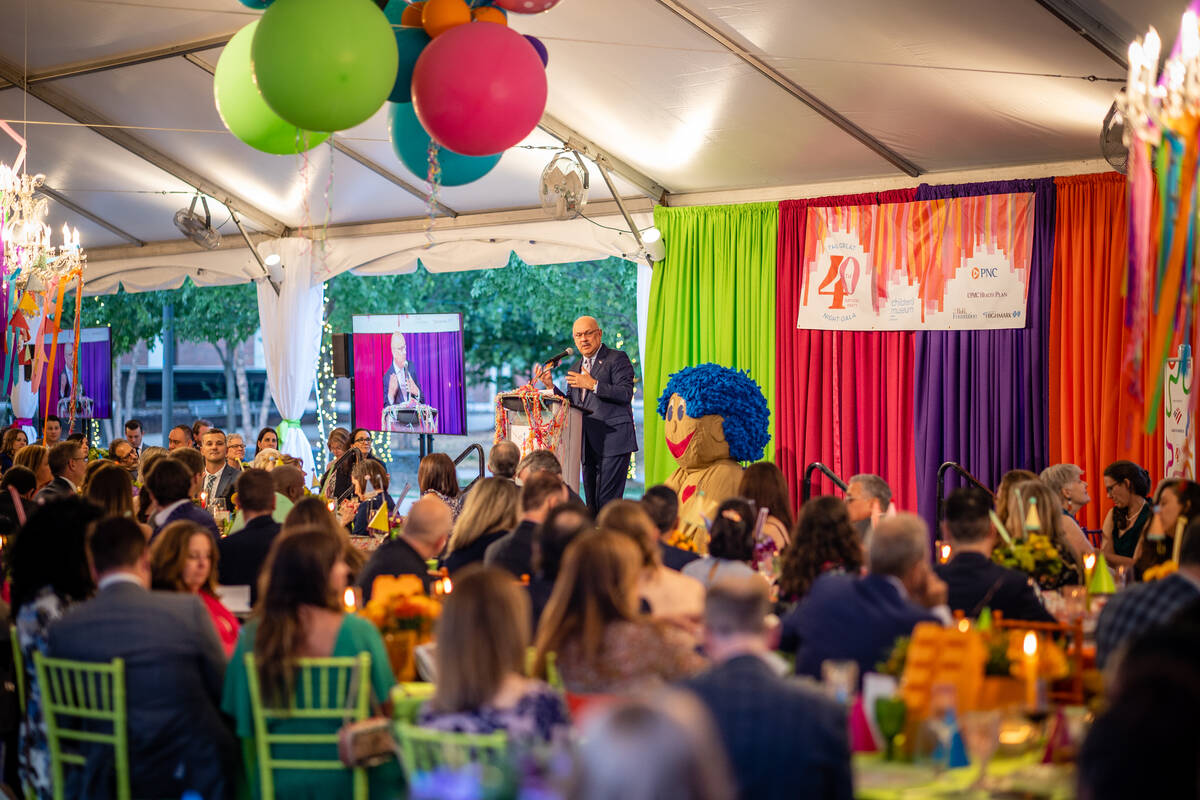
912,179,1056,527
1049,173,1162,530
644,203,779,486
776,190,919,515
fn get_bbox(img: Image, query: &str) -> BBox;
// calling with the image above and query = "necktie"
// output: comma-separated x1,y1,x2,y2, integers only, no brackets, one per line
204,473,218,500
581,357,594,400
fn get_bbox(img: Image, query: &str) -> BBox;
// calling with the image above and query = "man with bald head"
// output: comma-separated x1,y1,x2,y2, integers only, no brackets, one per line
538,315,637,513
357,495,451,600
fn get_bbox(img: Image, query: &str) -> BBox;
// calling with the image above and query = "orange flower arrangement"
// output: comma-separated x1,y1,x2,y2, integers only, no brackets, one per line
362,574,442,636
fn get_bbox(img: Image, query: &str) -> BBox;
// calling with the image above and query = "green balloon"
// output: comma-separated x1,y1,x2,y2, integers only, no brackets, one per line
214,22,329,155
252,0,399,133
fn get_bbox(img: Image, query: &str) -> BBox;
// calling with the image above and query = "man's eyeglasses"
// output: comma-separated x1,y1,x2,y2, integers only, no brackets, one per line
573,329,600,339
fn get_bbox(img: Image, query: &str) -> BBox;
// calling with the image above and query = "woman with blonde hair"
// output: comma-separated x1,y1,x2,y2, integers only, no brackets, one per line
150,520,239,656
1007,479,1091,582
994,469,1037,536
14,444,51,491
442,477,519,574
221,526,398,798
419,566,569,746
596,500,704,632
534,529,705,693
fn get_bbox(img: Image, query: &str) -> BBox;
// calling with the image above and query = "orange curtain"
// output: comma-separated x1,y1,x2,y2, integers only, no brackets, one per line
1049,172,1163,530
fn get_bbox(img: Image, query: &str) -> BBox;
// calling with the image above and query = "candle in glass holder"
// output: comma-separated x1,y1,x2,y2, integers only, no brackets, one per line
1083,552,1096,587
200,491,207,509
343,587,357,612
939,543,952,564
1022,632,1039,710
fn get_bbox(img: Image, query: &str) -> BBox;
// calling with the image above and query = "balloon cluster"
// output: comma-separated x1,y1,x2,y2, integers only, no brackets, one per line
217,0,560,188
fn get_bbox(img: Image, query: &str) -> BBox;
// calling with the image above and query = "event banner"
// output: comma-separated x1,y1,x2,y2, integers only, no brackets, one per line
1165,344,1195,479
796,193,1036,331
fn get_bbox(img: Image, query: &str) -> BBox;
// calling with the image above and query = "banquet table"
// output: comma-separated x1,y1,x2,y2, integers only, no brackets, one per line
854,751,1074,799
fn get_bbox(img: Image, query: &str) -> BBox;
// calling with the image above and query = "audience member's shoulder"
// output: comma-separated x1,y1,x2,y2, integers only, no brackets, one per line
808,570,856,597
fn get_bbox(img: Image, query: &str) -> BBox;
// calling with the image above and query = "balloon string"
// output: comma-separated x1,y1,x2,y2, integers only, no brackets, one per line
425,140,441,248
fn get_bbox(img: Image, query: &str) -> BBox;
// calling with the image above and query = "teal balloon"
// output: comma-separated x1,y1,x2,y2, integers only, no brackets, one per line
388,102,501,186
389,27,430,103
214,22,330,154
252,0,399,132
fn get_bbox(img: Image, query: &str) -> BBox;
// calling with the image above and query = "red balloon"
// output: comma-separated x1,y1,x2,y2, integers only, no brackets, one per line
412,23,548,156
492,0,562,13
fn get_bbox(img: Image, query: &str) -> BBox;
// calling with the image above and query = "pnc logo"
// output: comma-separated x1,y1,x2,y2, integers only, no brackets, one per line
971,267,999,279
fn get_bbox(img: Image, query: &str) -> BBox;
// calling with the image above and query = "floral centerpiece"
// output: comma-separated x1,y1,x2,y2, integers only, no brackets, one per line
361,574,441,681
992,533,1077,590
1143,560,1179,581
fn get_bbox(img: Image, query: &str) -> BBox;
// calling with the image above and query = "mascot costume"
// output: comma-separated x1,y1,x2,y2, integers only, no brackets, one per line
656,364,770,544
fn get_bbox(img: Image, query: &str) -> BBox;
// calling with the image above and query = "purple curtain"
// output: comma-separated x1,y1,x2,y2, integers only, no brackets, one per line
82,340,112,419
913,179,1056,528
407,331,466,436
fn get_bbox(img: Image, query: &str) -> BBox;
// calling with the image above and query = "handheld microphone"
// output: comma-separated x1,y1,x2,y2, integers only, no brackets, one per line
543,347,575,367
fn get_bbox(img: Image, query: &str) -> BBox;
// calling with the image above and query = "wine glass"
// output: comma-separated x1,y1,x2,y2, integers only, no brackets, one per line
874,697,907,762
960,709,1001,789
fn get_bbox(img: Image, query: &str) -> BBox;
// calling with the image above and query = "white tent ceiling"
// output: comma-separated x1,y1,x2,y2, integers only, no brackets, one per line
0,0,1182,291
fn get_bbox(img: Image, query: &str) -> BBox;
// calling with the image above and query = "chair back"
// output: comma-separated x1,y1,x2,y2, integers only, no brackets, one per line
394,722,507,778
32,652,129,800
390,682,436,725
9,624,24,714
243,652,373,800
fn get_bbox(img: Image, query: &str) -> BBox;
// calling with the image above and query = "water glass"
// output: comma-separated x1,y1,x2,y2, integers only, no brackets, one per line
960,709,1001,789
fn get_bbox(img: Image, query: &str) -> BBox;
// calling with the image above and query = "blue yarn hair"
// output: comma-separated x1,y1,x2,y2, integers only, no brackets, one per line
656,363,770,463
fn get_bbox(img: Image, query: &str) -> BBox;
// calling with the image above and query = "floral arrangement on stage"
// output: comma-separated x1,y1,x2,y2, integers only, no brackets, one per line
494,384,568,452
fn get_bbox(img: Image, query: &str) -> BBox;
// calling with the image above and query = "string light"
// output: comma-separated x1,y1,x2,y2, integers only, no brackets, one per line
314,297,338,475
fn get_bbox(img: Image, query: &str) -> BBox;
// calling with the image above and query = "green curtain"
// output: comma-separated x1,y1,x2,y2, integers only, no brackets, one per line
644,202,779,486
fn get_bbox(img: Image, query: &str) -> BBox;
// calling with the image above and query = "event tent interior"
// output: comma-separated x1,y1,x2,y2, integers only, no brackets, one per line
0,0,1181,525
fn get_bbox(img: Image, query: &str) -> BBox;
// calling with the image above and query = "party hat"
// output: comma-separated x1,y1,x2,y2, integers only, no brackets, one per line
1088,553,1118,594
1024,496,1041,532
976,607,994,632
849,696,878,752
368,503,390,533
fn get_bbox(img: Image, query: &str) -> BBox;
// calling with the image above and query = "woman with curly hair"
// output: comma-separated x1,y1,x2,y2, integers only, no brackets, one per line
776,496,863,606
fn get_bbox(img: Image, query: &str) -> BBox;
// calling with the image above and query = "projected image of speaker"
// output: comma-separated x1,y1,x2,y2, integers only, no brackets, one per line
36,327,113,420
349,314,467,435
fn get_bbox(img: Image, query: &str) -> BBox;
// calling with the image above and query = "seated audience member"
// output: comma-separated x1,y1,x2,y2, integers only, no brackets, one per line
534,530,705,693
192,418,213,447
682,578,852,800
487,441,521,481
418,566,570,747
738,462,795,552
993,469,1038,536
316,428,348,491
782,513,947,683
598,500,705,631
529,501,592,628
516,449,584,504
217,469,281,606
199,428,239,507
249,448,282,471
777,496,864,607
254,426,278,457
170,446,206,502
84,462,152,538
14,444,51,492
81,458,111,494
419,452,463,520
936,487,1055,622
1007,479,1091,579
284,496,367,585
146,457,219,541
1135,479,1200,576
1096,517,1200,669
442,477,519,575
1078,616,1200,800
641,484,700,571
10,498,100,798
349,458,395,538
37,415,62,448
150,520,240,657
222,526,398,798
35,440,86,504
0,466,35,540
683,498,760,588
48,517,237,799
1,428,28,472
109,437,139,476
166,423,193,451
844,473,892,534
227,462,297,534
134,446,168,522
358,495,451,600
570,692,735,800
225,433,247,470
1039,462,1091,524
485,471,567,578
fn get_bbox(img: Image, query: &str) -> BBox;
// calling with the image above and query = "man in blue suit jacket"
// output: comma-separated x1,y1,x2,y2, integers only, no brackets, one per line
782,513,948,683
540,316,637,514
683,578,852,800
935,487,1056,623
145,457,219,542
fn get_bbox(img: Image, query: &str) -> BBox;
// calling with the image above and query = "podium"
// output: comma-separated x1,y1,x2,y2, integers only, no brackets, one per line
495,390,584,492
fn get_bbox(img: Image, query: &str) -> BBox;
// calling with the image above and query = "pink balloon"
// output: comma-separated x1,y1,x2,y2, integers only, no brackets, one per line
493,0,563,12
412,23,548,156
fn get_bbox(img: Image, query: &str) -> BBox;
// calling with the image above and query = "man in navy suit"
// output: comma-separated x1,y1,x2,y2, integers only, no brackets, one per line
539,316,637,514
782,513,949,683
683,578,852,800
936,487,1056,623
35,440,86,505
199,428,239,508
146,457,219,542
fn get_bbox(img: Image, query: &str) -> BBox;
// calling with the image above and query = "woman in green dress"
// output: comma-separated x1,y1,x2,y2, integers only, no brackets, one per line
222,526,399,799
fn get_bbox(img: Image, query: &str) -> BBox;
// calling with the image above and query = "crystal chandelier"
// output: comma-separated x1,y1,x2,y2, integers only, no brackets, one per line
1,164,85,287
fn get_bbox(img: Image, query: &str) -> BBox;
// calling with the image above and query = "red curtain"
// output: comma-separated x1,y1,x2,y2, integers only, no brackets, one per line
776,189,919,514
